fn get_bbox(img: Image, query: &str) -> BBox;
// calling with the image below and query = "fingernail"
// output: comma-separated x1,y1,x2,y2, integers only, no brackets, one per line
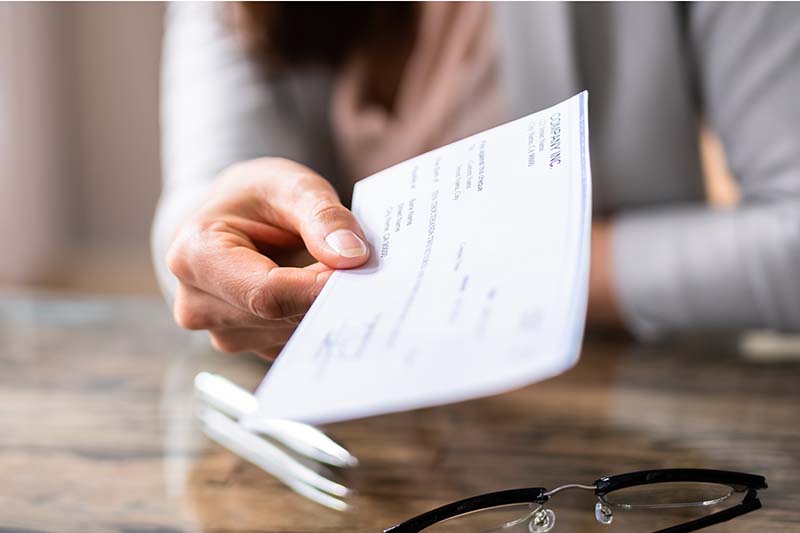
314,270,333,297
325,229,368,258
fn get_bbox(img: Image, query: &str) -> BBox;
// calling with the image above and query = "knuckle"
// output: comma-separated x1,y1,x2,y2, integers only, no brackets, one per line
173,300,208,331
310,200,350,226
209,332,243,354
266,269,301,317
243,282,281,319
214,312,245,330
166,223,210,286
166,237,192,282
168,221,235,287
199,218,234,236
287,176,346,223
245,269,302,319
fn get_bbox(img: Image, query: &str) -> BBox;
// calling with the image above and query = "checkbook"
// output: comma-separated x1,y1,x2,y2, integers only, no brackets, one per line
243,92,592,427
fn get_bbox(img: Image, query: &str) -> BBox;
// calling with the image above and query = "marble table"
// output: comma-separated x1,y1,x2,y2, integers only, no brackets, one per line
1,294,797,532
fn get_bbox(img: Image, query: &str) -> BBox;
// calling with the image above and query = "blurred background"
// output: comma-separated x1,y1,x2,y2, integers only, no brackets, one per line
0,2,163,294
0,2,742,298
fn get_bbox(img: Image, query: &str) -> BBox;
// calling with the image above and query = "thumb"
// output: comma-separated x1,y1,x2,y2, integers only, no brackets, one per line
253,158,371,269
286,181,370,270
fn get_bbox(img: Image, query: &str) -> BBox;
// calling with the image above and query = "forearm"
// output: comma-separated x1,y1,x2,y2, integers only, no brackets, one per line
609,202,800,339
586,219,625,331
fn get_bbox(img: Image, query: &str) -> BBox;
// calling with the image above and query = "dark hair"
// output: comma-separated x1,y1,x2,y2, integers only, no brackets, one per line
233,2,417,71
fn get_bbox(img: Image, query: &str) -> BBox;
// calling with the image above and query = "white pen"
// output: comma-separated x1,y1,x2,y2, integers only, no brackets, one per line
194,372,359,468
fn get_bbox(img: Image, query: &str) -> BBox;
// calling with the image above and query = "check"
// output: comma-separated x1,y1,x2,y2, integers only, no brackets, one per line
243,92,592,427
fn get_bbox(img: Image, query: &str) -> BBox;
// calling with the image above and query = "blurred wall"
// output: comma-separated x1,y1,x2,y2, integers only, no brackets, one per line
0,3,71,283
0,3,164,292
70,3,163,248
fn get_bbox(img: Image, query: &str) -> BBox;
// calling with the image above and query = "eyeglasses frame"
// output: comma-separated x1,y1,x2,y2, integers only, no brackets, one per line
383,468,767,533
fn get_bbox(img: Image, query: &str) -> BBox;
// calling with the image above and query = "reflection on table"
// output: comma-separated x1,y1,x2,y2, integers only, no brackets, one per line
0,295,797,532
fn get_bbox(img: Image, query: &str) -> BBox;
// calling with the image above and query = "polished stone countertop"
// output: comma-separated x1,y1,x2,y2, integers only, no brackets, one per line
0,294,797,532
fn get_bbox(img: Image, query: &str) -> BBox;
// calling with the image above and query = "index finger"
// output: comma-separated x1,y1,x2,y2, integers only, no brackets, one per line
234,158,370,270
168,224,327,319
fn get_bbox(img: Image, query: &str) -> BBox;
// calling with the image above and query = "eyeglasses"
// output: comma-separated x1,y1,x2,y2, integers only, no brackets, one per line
384,469,767,533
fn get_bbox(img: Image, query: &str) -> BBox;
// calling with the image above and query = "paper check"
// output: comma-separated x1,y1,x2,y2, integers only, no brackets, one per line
243,92,592,427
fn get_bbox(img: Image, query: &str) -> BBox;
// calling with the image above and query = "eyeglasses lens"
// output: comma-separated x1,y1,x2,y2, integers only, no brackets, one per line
591,481,747,531
420,503,548,532
602,482,738,509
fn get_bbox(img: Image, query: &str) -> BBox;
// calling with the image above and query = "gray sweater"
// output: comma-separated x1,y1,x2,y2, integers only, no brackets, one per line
153,2,800,339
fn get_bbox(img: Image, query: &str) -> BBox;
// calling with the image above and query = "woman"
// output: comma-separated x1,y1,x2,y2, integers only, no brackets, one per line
153,2,800,358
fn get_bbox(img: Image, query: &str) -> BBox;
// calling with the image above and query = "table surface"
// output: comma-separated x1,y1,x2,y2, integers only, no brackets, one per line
1,294,798,532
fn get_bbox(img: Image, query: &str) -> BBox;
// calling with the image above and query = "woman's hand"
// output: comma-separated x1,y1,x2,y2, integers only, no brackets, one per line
166,158,370,358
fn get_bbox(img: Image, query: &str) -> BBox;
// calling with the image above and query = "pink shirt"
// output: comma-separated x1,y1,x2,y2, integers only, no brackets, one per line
331,2,507,185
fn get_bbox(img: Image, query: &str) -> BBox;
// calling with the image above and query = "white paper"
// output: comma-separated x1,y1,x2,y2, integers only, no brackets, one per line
244,92,591,427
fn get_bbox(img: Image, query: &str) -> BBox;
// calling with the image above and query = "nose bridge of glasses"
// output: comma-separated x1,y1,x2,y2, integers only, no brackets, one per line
526,485,600,533
542,483,597,498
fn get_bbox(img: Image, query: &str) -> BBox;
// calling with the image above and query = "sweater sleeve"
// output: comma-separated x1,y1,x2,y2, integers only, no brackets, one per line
611,2,800,339
151,2,336,301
